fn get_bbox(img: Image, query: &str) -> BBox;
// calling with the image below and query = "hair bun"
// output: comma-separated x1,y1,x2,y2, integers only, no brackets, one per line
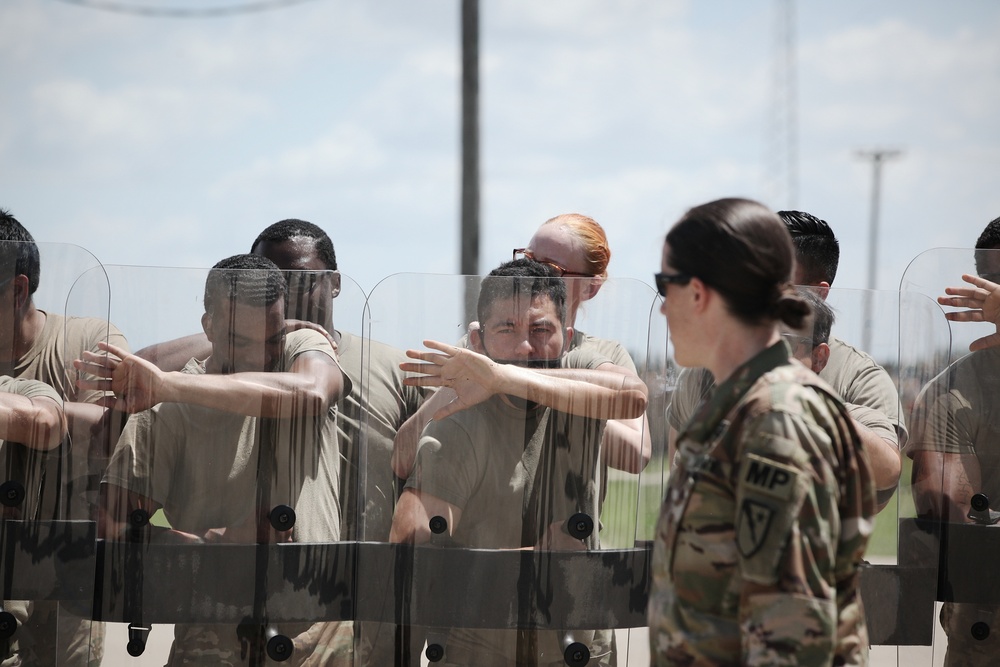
770,286,811,329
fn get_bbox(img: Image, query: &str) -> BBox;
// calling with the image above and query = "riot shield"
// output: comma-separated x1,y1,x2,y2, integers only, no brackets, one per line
359,272,657,666
895,248,1000,666
810,285,936,667
0,242,112,665
89,264,356,666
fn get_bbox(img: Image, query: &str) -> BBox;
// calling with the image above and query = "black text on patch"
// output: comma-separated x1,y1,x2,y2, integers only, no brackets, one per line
742,454,797,501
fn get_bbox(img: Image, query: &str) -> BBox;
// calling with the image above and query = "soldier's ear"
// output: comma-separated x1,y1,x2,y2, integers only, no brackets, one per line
12,275,30,310
689,276,711,313
470,327,485,354
811,342,830,374
201,312,214,342
329,271,341,299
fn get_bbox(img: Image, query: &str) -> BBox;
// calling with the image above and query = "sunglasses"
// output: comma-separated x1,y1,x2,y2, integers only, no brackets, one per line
654,271,692,297
513,249,593,278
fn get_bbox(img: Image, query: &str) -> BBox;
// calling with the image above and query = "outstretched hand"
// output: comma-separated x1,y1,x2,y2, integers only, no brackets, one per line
400,340,501,420
938,273,1000,351
74,341,168,413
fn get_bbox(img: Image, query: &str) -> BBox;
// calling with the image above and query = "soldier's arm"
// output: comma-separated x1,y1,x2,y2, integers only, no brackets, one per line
0,393,66,451
389,488,462,545
134,333,211,372
402,340,648,422
847,416,900,510
910,449,980,522
391,388,449,480
735,407,870,664
78,342,345,419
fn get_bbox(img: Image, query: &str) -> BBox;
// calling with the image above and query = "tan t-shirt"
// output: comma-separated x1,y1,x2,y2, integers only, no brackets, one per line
407,395,606,665
0,311,129,404
334,330,426,541
104,329,350,666
667,337,905,448
105,329,343,542
0,375,63,520
0,312,130,521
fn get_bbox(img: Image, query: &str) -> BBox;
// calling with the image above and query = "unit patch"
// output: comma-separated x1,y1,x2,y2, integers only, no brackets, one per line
737,499,774,557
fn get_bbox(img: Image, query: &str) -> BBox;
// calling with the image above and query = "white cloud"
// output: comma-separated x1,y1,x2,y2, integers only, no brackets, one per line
211,122,385,194
29,79,270,150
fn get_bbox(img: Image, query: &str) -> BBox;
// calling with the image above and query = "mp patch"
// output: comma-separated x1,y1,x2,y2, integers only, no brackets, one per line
737,499,774,557
741,453,798,501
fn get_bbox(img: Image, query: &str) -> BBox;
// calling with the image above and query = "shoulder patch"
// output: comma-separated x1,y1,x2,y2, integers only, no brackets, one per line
737,499,774,557
741,453,798,501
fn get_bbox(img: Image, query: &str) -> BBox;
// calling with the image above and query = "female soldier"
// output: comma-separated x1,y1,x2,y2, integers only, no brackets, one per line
648,198,875,665
516,213,651,472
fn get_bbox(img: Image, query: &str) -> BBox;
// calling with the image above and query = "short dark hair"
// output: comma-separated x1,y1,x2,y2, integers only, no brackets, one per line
0,209,41,295
778,210,840,286
974,216,1000,276
204,254,287,317
250,219,337,271
667,198,809,329
477,259,567,326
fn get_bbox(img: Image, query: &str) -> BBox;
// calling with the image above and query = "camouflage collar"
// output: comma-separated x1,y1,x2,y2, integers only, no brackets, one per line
680,341,790,443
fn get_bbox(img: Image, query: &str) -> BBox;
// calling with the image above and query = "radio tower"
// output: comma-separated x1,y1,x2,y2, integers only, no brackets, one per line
766,0,797,209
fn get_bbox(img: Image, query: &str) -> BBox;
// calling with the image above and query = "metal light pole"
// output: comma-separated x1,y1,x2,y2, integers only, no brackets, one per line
460,0,480,325
856,149,902,353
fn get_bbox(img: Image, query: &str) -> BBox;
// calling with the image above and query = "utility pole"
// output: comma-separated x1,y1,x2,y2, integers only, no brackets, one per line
856,148,902,352
766,0,797,209
460,0,480,324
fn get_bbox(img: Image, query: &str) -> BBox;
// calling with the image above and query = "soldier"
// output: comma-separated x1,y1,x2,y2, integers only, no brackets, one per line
648,198,875,665
89,254,350,665
906,215,1000,665
667,210,902,510
391,259,622,665
0,209,129,665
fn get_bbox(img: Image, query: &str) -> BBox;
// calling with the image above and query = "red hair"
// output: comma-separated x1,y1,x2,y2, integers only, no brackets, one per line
541,213,610,279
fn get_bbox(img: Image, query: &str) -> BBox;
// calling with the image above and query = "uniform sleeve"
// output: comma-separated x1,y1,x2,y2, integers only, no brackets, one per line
667,368,712,432
561,345,614,371
284,329,352,398
404,417,481,511
0,376,62,403
733,408,843,664
904,374,974,456
593,339,638,374
103,408,177,507
833,352,906,448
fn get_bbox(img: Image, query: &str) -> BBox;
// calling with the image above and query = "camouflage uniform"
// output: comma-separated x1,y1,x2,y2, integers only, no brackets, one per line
648,342,875,666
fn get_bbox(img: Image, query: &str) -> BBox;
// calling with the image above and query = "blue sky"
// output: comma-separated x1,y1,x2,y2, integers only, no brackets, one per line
2,0,998,296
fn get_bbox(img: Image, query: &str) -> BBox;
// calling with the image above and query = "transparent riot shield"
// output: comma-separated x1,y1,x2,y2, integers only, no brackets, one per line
88,264,355,666
359,272,657,666
0,242,111,665
806,286,928,667
896,248,1000,666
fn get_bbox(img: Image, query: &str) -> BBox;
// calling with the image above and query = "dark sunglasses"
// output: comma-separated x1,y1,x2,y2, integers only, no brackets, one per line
654,271,692,297
513,248,593,278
